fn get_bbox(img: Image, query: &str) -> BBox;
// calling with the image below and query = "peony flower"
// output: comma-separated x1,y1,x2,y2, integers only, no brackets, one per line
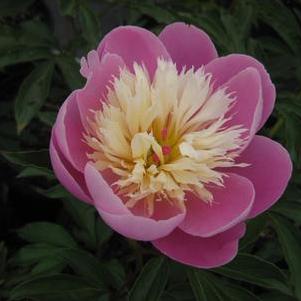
50,22,292,268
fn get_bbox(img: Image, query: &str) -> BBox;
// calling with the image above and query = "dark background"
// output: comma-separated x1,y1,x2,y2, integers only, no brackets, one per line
0,0,301,300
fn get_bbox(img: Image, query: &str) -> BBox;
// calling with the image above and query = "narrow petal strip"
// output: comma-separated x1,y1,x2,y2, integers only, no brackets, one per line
222,67,263,149
50,132,92,204
54,91,91,172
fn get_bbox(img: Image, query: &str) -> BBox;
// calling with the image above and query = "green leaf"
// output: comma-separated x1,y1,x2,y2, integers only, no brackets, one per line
240,214,268,250
221,284,262,301
0,21,55,67
31,258,66,275
213,253,291,295
14,61,54,133
161,283,194,301
190,271,262,301
0,0,35,17
38,111,57,126
270,213,301,299
1,149,52,179
272,202,301,224
59,248,124,289
259,292,297,301
131,3,176,24
187,269,223,301
129,257,168,301
9,274,106,301
78,4,101,49
11,243,65,266
0,48,52,69
17,166,54,179
0,242,7,275
1,149,50,168
256,0,301,53
63,196,113,250
12,243,124,290
37,185,70,200
18,222,77,248
56,55,84,90
58,0,78,16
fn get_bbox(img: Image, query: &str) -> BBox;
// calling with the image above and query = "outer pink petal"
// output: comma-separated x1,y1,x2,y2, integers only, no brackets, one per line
159,22,218,71
84,163,186,241
179,173,254,237
54,91,91,172
230,135,292,218
152,223,246,269
77,52,125,129
97,26,170,78
49,132,92,204
205,54,276,129
222,67,263,149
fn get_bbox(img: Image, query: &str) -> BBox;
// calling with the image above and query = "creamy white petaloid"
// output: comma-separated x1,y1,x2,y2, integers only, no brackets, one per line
84,59,247,216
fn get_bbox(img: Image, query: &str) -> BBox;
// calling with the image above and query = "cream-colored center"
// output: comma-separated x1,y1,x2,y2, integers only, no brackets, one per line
85,59,247,216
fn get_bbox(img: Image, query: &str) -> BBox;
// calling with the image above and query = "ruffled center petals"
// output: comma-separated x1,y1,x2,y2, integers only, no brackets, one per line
84,163,186,241
97,26,170,78
84,59,248,216
179,173,255,237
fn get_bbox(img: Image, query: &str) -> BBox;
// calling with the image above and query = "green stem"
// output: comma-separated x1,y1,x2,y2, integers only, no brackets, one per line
127,239,143,271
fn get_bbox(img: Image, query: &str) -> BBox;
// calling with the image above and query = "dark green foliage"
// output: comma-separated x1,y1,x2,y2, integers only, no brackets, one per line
0,0,300,300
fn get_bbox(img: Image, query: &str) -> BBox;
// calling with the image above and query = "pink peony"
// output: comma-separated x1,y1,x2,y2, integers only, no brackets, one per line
50,22,292,268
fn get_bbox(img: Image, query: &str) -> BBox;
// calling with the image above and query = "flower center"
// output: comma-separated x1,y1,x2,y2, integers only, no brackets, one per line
84,59,247,216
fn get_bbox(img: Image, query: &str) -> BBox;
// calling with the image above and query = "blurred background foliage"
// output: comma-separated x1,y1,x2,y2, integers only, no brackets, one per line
0,0,300,300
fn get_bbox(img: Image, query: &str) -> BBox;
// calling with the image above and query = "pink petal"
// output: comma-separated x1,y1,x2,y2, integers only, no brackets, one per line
230,135,292,218
159,22,217,71
205,54,276,129
222,67,263,149
49,131,92,204
97,26,170,78
54,91,91,172
84,163,186,241
180,173,254,237
152,223,246,269
77,53,125,129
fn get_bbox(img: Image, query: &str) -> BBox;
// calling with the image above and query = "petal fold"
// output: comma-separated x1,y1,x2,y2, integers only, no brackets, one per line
97,26,170,78
230,135,292,218
180,173,254,237
222,67,263,149
54,91,90,172
159,22,218,72
84,163,186,241
152,223,246,269
205,54,276,129
77,52,125,129
50,132,92,204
